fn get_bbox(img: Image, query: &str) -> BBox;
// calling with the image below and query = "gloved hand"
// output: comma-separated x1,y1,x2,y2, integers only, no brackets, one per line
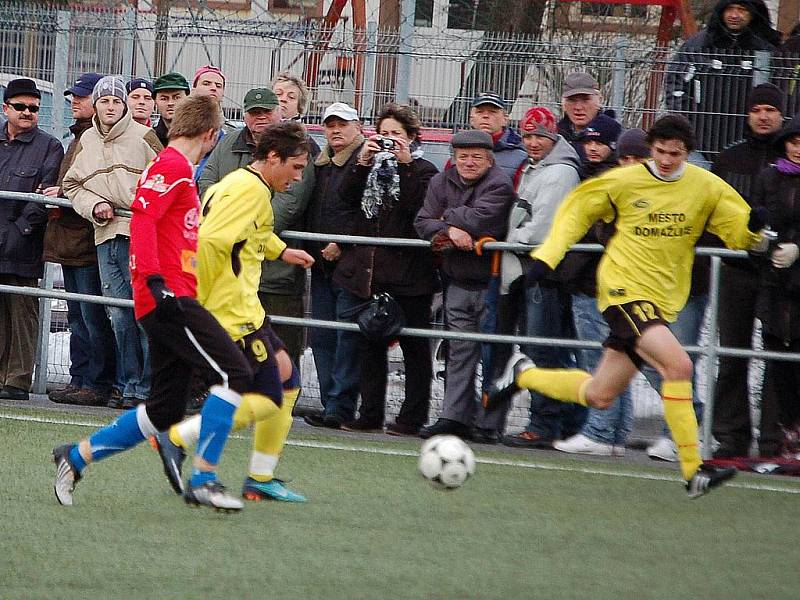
748,206,769,233
771,242,800,269
523,259,552,289
146,274,184,322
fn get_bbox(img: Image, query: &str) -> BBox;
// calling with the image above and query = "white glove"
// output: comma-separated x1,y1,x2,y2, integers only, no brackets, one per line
771,243,800,269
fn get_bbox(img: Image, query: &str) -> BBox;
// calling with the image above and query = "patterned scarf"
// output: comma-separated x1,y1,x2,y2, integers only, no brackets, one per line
360,141,423,220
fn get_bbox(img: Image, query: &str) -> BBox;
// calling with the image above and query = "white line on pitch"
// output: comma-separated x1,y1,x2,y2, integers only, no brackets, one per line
4,411,800,496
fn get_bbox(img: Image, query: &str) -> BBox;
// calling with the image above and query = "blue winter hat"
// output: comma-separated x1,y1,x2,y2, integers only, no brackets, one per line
578,115,622,150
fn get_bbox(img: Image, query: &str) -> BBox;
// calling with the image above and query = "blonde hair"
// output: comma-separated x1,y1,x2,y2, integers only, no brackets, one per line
168,94,223,140
271,72,310,115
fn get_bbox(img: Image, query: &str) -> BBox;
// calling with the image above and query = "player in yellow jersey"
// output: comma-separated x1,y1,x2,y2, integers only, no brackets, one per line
486,116,768,498
152,121,315,502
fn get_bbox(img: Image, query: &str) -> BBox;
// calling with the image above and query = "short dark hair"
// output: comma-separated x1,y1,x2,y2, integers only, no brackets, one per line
168,94,222,140
376,102,422,139
252,121,308,161
647,115,696,153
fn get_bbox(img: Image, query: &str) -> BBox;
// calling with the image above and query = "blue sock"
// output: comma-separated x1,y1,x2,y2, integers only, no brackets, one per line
189,391,238,488
189,469,216,488
86,409,146,462
68,445,87,473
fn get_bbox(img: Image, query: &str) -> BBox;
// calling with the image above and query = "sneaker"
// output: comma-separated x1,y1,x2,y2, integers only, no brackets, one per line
686,464,737,499
53,445,81,506
150,431,186,495
184,480,244,512
106,388,124,409
340,419,383,433
385,422,420,437
48,385,79,403
502,430,553,448
242,477,307,503
553,433,615,456
646,437,678,462
483,354,534,412
419,418,471,440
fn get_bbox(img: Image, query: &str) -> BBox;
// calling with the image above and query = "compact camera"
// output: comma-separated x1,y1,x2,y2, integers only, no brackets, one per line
375,135,397,151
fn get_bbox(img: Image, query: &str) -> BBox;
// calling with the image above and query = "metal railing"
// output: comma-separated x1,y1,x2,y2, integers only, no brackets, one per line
0,190,793,457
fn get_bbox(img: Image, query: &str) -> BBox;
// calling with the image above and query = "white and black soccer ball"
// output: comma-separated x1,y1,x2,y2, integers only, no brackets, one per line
418,435,476,489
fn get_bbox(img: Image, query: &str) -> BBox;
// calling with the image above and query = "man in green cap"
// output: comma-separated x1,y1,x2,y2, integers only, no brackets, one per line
152,72,190,146
199,87,314,368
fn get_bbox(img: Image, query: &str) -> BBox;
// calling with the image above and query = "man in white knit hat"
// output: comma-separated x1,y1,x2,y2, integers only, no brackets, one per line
63,76,163,409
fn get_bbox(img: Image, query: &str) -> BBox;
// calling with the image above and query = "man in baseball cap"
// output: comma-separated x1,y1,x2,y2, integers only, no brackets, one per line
468,91,526,179
152,72,190,146
558,71,609,161
64,73,103,98
126,78,155,127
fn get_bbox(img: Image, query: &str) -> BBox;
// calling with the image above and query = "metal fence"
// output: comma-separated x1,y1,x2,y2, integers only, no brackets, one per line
3,4,800,157
1,189,795,458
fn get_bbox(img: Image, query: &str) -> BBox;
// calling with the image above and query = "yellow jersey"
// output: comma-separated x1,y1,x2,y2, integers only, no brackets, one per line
533,162,761,321
197,166,287,340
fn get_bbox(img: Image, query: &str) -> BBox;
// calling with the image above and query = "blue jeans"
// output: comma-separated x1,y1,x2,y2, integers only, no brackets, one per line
96,237,150,400
309,269,362,421
523,284,586,439
572,293,634,445
641,293,707,437
62,264,116,393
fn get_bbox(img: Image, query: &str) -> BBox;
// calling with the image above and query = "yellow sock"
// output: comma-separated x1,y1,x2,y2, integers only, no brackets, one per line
248,388,299,482
662,380,701,480
516,367,592,407
232,392,280,432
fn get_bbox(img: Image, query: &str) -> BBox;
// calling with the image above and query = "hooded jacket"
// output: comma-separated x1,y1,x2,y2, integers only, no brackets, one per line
501,136,580,293
664,0,780,155
63,110,163,246
415,163,515,287
492,127,528,180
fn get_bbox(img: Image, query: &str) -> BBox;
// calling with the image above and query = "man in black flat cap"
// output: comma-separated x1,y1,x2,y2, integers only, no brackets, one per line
0,78,64,400
414,129,515,439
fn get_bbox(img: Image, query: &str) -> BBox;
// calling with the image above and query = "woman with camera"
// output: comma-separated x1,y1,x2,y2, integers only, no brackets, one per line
333,103,439,435
751,116,800,457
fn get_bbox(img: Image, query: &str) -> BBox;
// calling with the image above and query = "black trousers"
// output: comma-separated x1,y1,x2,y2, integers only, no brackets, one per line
356,294,433,428
711,264,760,455
761,334,800,456
139,298,252,430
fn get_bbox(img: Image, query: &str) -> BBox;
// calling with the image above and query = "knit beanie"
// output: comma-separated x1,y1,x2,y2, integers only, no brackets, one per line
747,83,786,114
192,65,225,87
578,114,622,149
519,107,558,141
617,128,650,158
92,76,127,105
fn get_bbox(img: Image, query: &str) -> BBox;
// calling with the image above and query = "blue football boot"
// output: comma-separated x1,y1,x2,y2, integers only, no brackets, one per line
242,477,307,503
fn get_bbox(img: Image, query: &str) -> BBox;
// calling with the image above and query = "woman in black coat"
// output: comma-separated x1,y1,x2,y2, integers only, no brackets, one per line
751,117,800,456
333,103,439,435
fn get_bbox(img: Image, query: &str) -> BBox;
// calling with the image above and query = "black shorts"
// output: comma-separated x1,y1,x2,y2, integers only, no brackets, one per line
237,324,288,406
602,300,668,369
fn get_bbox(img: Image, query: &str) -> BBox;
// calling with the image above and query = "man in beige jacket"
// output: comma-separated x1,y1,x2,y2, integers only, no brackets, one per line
63,76,162,409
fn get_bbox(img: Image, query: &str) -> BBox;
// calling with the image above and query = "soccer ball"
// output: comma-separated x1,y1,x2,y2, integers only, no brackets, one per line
418,435,476,489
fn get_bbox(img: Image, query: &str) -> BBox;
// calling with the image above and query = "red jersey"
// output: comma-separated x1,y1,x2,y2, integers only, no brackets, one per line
130,147,200,319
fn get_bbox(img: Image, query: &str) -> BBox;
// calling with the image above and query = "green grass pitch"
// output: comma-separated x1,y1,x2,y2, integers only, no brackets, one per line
1,409,798,599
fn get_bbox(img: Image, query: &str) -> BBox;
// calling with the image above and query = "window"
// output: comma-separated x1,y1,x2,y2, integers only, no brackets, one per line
415,0,434,27
580,3,648,20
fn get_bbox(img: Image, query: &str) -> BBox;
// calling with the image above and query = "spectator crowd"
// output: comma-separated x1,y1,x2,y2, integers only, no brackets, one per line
2,0,800,464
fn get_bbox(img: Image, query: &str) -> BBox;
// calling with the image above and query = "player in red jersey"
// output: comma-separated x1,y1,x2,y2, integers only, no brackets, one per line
53,95,261,512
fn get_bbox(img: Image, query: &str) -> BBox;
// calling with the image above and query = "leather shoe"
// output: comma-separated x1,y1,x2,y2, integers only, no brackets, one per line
385,422,421,437
471,427,500,444
341,419,383,433
0,385,29,401
502,431,553,448
419,418,470,440
304,413,343,429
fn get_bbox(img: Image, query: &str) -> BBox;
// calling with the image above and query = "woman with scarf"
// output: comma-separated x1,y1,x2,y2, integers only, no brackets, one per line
333,103,439,435
751,117,800,456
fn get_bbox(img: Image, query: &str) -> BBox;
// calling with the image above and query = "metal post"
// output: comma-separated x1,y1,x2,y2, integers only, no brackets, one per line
701,256,722,460
33,263,56,395
396,0,415,103
361,21,378,123
753,50,771,86
611,36,627,120
120,7,136,79
52,11,70,143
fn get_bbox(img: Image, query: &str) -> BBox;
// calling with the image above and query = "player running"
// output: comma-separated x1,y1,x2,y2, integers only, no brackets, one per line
486,115,767,498
151,121,313,503
53,94,259,511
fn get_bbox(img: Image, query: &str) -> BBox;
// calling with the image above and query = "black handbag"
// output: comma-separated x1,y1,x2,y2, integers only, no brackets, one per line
341,292,406,342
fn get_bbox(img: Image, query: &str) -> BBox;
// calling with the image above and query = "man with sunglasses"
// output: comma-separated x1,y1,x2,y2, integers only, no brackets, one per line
0,78,64,400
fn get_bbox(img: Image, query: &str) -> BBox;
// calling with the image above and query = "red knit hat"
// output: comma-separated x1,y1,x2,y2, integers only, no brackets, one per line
519,107,558,141
192,65,225,87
